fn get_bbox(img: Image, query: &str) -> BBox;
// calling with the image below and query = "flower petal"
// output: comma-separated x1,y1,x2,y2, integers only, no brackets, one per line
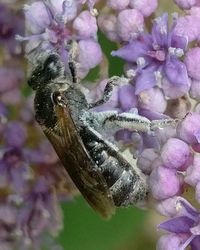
171,34,188,50
135,66,157,94
157,234,188,250
118,84,138,111
190,236,200,250
164,56,189,86
78,39,102,78
158,216,194,233
111,41,149,62
152,13,168,47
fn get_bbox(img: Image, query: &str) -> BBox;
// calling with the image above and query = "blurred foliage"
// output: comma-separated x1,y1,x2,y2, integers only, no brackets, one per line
59,196,149,250
98,31,124,77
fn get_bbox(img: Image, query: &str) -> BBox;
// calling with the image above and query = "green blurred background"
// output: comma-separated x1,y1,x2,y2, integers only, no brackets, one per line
58,196,156,250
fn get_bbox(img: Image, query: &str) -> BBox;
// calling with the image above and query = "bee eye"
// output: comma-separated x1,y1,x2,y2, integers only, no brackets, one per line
51,91,66,107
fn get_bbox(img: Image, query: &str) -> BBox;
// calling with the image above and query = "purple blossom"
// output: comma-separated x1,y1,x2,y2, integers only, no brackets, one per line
185,47,200,80
138,87,167,113
112,13,190,96
185,155,200,187
174,0,196,9
149,165,182,200
0,3,24,55
107,0,130,10
98,13,119,42
174,7,200,43
19,0,102,78
177,112,200,146
115,9,144,42
160,138,191,171
0,66,24,105
158,197,200,250
129,0,158,17
190,79,200,101
98,8,144,43
137,148,159,175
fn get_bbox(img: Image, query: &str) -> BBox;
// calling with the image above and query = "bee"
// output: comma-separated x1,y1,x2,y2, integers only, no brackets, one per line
28,42,176,218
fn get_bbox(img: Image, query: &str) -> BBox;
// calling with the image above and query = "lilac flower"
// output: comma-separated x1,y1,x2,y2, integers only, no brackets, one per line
174,0,196,9
138,87,167,113
117,9,144,42
112,13,190,96
160,138,191,171
185,155,200,187
0,3,24,55
177,112,200,146
0,121,71,249
17,177,63,248
0,66,24,105
174,7,200,43
137,148,159,175
185,47,200,80
158,197,200,250
19,0,102,78
107,0,130,10
98,13,120,42
190,79,200,101
129,0,158,17
149,165,182,200
0,102,8,135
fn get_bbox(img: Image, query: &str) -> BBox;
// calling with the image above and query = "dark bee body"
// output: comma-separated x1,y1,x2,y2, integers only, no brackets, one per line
29,51,148,218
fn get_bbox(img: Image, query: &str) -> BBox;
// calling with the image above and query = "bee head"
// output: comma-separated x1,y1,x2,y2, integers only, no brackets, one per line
28,53,64,90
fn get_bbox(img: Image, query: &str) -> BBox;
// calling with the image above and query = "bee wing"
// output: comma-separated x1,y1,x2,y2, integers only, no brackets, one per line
43,104,115,219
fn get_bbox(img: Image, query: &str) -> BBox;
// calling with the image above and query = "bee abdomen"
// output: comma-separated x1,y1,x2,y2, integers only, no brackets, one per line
81,129,148,207
110,170,148,206
86,142,123,187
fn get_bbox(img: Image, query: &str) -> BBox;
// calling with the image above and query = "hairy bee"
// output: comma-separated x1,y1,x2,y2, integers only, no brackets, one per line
28,44,175,218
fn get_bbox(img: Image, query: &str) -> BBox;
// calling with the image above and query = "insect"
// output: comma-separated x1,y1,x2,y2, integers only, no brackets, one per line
28,42,176,218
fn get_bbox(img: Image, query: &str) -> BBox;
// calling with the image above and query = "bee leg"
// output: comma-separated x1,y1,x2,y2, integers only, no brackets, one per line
103,113,178,132
66,40,79,84
89,111,178,133
89,76,129,109
102,112,151,132
150,118,179,131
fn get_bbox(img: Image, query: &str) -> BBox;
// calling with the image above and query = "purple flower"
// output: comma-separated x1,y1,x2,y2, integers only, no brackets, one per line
174,0,196,9
107,0,130,10
138,87,167,113
17,177,63,247
185,155,200,187
115,9,144,42
0,102,8,135
0,3,24,55
160,138,191,171
112,13,190,95
177,112,200,146
190,79,200,101
19,0,102,78
174,7,200,43
149,165,182,200
158,197,200,250
185,47,200,80
129,0,158,17
0,66,24,105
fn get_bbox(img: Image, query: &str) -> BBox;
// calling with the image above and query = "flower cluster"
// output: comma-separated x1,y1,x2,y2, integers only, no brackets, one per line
0,3,76,249
18,0,102,78
2,0,200,250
